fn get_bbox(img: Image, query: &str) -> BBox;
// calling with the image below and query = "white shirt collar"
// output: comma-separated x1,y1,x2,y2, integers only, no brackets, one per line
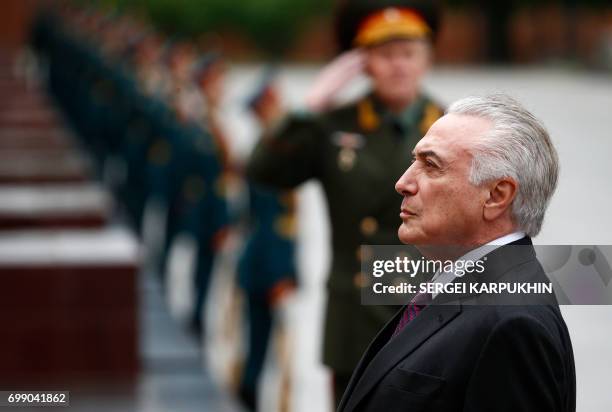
461,231,527,263
485,231,526,246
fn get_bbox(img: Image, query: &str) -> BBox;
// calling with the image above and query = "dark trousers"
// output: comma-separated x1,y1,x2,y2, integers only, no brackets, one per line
191,252,214,335
239,294,273,411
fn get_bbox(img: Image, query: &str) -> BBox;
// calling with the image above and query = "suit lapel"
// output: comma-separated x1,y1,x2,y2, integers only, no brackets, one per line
342,304,462,411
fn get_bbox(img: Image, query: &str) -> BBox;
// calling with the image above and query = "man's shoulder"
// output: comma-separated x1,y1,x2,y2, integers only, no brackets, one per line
320,98,362,123
283,98,360,122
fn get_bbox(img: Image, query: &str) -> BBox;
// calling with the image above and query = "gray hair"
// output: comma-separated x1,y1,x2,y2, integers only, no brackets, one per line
447,93,559,237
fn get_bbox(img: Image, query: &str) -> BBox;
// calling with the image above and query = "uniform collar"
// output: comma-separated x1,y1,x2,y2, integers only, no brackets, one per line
367,92,427,134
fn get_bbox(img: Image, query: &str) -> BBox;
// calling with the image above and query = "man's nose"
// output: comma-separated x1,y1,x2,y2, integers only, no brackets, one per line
395,165,418,196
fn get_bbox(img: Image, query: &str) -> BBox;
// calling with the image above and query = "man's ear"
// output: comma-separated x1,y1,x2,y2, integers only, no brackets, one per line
483,178,517,221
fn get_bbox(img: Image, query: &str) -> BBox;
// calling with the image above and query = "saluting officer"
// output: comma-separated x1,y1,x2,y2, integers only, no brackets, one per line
246,0,443,405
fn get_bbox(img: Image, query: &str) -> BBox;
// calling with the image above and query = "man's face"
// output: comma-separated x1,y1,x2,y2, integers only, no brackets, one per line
395,114,493,248
199,62,226,107
365,39,430,105
170,44,195,81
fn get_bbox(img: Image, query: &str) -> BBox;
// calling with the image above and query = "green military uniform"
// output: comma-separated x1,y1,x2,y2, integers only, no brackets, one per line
247,92,443,376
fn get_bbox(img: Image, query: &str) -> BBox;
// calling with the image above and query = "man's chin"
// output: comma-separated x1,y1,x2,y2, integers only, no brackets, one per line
398,224,421,245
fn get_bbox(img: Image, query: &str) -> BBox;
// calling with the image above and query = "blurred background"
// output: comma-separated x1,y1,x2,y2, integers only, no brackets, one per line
0,0,611,411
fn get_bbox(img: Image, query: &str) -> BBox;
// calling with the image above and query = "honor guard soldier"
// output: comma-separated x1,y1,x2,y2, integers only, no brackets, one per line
238,71,298,411
246,0,443,405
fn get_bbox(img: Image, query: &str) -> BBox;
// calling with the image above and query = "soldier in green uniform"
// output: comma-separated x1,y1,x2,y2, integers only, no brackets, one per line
238,72,298,411
246,0,443,405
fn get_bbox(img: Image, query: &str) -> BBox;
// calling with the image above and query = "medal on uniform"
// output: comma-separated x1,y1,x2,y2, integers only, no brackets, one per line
338,147,356,171
332,131,365,172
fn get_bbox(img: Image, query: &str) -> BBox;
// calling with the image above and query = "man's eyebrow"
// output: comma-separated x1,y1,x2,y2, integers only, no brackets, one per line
412,149,446,165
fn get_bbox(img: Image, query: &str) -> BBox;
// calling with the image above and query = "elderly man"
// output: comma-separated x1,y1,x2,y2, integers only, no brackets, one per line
338,94,576,412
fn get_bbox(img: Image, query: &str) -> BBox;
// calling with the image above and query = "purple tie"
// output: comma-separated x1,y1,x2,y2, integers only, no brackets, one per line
392,292,432,338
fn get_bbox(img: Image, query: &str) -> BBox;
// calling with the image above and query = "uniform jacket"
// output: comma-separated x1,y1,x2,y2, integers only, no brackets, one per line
247,93,444,373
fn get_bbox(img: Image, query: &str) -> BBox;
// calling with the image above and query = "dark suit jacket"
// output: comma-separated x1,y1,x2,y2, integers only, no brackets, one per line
338,237,576,412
